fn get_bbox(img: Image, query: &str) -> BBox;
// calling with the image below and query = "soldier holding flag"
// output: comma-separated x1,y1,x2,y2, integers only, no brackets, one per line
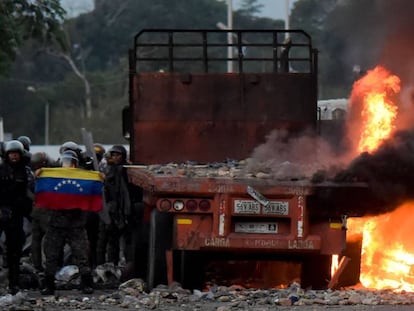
35,150,103,295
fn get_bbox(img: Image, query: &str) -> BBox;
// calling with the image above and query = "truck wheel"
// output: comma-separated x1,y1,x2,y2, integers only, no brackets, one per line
301,254,331,289
147,209,172,290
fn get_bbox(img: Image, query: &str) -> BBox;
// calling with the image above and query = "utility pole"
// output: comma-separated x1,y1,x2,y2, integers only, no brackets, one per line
227,0,233,73
285,0,290,39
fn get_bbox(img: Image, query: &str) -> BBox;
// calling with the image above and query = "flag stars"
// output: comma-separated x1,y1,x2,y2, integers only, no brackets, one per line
54,179,83,192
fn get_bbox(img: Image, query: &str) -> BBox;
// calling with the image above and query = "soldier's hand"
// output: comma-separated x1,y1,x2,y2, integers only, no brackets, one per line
34,168,43,177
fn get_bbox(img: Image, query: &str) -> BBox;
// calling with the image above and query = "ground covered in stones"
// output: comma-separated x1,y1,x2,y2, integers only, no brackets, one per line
2,279,414,311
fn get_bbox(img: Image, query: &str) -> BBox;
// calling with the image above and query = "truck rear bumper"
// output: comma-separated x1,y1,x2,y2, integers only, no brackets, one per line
176,233,323,253
203,234,321,252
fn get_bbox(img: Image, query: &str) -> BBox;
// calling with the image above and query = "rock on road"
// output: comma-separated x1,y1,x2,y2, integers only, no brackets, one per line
3,280,414,311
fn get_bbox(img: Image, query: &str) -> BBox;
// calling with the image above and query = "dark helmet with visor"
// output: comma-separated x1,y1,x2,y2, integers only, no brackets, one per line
108,144,127,159
17,136,31,151
61,150,79,166
5,140,24,154
59,141,81,155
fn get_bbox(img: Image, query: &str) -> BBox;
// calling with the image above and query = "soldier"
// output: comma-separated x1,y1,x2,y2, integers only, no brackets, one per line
96,145,132,266
84,143,107,268
0,141,5,162
0,140,34,294
17,135,32,166
30,152,58,272
59,141,93,170
93,143,106,164
58,141,99,267
41,150,94,295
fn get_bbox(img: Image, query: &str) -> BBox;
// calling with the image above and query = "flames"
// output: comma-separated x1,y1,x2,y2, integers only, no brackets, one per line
344,65,414,291
349,65,400,154
348,203,414,292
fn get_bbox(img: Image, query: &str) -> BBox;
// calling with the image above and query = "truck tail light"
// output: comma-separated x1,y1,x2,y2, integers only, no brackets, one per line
186,199,197,211
159,199,172,211
173,200,185,211
199,199,211,211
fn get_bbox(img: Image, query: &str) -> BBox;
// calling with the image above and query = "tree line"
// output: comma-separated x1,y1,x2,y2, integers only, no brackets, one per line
1,0,413,144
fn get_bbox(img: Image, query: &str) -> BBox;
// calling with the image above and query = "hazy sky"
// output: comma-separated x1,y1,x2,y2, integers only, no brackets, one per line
61,0,297,20
234,0,297,20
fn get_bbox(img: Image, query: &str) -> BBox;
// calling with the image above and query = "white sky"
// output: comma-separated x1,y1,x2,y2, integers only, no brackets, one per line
234,0,297,20
61,0,297,20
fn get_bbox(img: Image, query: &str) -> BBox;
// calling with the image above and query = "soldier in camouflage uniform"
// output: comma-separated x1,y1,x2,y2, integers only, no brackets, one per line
30,152,58,272
40,150,94,295
58,141,98,268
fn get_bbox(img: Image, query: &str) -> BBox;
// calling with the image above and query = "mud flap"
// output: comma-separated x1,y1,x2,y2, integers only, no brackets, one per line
147,209,172,289
301,254,331,290
176,250,204,290
337,235,362,287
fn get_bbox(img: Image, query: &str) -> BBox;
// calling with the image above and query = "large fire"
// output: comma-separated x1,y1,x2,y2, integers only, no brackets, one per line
348,203,414,292
345,65,414,291
350,65,400,153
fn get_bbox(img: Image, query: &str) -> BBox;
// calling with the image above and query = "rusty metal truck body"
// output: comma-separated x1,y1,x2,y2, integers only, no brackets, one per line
124,29,364,289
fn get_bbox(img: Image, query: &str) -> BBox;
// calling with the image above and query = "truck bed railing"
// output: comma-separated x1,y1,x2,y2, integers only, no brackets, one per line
131,29,317,74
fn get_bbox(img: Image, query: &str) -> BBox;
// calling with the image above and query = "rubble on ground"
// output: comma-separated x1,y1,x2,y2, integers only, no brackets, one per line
2,279,414,310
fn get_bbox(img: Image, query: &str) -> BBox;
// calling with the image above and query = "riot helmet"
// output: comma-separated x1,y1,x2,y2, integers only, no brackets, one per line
61,150,79,167
59,141,81,155
94,143,106,162
108,144,127,159
5,140,24,154
17,135,32,151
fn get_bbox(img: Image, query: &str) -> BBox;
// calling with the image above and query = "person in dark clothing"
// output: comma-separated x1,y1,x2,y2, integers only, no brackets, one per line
94,143,106,164
40,150,94,295
0,141,5,161
96,145,132,266
17,135,32,167
83,143,106,269
58,141,98,268
59,141,94,170
0,140,34,294
30,152,58,272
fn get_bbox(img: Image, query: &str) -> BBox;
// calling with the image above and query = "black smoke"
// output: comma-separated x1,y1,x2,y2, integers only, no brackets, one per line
333,128,414,215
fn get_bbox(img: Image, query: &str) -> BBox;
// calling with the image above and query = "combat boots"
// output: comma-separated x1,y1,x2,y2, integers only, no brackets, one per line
80,274,94,294
40,275,55,295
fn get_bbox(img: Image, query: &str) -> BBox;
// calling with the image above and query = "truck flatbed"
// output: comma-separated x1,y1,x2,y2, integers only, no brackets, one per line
126,163,373,218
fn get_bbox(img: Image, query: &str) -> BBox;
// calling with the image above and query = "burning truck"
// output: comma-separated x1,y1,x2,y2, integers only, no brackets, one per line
122,29,413,291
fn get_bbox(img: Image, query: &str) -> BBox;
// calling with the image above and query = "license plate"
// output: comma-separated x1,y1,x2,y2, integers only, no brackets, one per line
234,200,261,214
262,201,289,215
235,222,278,234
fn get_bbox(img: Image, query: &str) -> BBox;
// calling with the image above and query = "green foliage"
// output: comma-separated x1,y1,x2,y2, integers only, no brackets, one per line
4,0,408,145
66,0,229,71
237,0,264,17
0,0,66,75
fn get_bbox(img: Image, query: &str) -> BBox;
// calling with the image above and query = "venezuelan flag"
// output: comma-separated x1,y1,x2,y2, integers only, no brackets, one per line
35,167,103,212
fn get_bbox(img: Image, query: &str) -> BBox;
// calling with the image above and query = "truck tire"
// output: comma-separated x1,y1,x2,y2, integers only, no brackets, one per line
147,209,172,290
301,254,331,290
